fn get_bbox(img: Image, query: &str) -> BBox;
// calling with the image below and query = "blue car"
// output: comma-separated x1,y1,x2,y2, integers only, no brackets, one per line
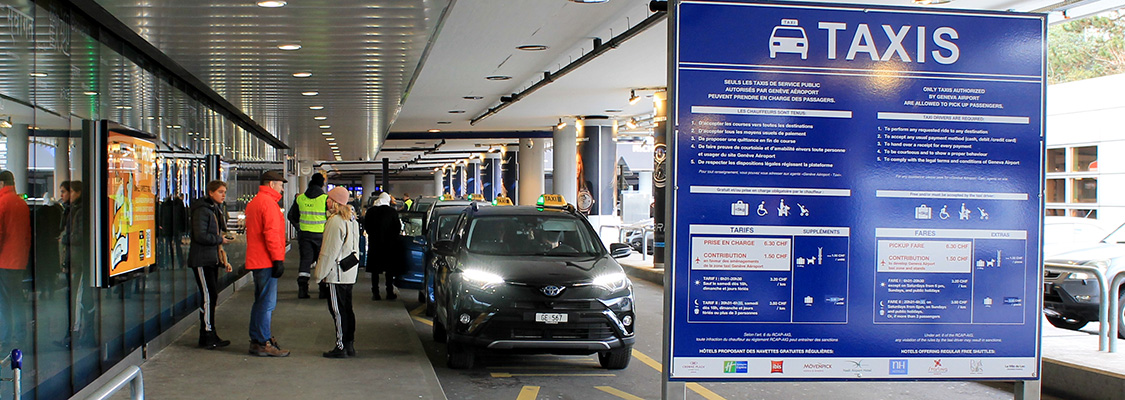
397,211,428,301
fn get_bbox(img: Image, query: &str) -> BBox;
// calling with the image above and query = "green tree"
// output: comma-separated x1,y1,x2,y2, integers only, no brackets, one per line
1049,13,1125,84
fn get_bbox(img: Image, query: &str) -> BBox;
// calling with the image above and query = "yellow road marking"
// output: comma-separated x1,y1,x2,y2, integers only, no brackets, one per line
685,383,725,400
516,385,540,400
410,305,426,316
486,365,601,371
595,386,645,400
631,350,727,400
411,315,433,326
492,372,616,378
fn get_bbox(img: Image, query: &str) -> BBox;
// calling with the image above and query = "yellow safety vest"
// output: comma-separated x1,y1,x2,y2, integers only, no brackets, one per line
296,193,328,233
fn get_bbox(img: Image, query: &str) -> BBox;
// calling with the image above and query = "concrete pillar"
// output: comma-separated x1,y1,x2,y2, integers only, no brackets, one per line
552,118,578,206
518,139,545,205
55,137,71,198
433,168,444,197
362,173,377,205
578,117,617,217
381,158,389,192
485,151,502,201
469,157,482,196
5,124,28,194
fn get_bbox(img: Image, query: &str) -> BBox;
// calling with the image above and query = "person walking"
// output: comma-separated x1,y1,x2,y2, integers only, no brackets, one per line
188,180,234,350
364,192,406,300
245,170,290,357
287,173,329,299
315,187,360,358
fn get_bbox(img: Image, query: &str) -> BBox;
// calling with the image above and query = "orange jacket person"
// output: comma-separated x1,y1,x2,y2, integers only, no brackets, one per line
0,170,30,346
244,170,290,357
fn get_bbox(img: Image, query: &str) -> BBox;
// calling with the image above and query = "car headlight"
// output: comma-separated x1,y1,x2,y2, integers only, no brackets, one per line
1069,272,1091,280
593,272,630,292
461,269,505,288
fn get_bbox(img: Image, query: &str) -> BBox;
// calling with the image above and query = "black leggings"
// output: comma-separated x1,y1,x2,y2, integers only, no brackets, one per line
192,265,220,332
327,283,355,348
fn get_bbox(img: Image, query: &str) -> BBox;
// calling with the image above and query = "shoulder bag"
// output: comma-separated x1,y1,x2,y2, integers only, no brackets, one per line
338,220,360,272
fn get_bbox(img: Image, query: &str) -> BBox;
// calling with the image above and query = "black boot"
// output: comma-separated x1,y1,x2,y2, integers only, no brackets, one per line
199,331,231,350
318,283,329,299
371,291,381,301
298,284,310,299
386,289,397,300
323,346,348,358
345,341,356,357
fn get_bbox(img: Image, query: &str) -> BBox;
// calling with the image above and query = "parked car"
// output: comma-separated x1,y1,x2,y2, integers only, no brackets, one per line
421,199,491,315
621,218,654,255
412,195,439,212
430,198,635,369
1043,218,1125,337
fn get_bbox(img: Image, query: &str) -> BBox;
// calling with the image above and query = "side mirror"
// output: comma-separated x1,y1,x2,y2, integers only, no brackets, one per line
433,240,456,254
610,243,632,259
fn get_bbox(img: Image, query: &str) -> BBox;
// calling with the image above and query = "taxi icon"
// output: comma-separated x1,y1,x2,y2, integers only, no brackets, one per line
769,19,808,60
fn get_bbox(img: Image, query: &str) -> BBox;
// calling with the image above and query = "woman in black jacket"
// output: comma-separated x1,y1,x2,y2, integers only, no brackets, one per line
364,192,407,300
189,180,234,349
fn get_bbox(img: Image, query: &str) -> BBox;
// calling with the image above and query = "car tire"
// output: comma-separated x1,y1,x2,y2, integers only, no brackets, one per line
447,341,475,369
1119,292,1125,339
424,270,436,317
1045,315,1088,331
433,318,447,343
599,346,632,370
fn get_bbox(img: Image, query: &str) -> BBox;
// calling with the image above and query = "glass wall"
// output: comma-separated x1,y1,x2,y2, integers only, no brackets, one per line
0,1,282,398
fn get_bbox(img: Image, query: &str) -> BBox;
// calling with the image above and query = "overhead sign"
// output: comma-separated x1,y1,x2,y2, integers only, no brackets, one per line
669,1,1044,380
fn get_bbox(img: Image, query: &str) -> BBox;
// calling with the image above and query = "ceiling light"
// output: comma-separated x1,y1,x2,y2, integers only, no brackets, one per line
556,118,567,130
626,118,638,129
448,110,466,114
319,125,331,129
437,121,452,125
605,109,623,113
628,90,640,105
84,91,98,96
463,96,483,100
309,105,324,110
314,116,327,120
321,131,332,135
912,0,951,4
485,76,512,81
278,44,302,51
29,72,47,77
517,45,548,51
257,1,286,7
0,117,12,129
569,0,609,3
293,72,312,78
302,91,319,96
428,129,441,133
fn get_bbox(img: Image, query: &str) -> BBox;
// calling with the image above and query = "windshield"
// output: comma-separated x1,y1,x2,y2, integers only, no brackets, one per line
1102,221,1125,245
466,215,602,256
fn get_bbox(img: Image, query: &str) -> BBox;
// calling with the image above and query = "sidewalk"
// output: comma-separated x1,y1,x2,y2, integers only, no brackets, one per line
114,260,446,400
618,254,1125,400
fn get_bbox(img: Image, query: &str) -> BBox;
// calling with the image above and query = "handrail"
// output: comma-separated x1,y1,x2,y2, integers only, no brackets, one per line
1,349,22,400
86,365,143,400
1044,263,1113,351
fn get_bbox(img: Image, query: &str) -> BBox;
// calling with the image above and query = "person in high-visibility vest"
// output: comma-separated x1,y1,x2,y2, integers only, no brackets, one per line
287,173,329,299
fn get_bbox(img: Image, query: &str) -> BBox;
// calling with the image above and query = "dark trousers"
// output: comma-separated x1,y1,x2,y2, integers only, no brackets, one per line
297,231,323,288
326,283,355,349
192,265,220,332
0,269,28,344
371,271,398,294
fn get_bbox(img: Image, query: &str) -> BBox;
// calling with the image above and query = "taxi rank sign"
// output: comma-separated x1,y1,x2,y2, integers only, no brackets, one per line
668,1,1045,380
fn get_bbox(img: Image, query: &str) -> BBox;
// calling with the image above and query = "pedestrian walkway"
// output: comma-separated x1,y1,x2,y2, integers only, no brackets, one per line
113,258,446,400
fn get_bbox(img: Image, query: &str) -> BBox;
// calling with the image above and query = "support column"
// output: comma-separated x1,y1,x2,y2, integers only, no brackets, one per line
518,138,545,206
204,154,221,183
468,157,482,196
653,90,668,268
552,118,578,205
485,151,502,201
577,117,617,218
433,168,444,197
6,124,28,194
381,158,389,193
55,137,71,198
456,162,466,198
362,174,377,205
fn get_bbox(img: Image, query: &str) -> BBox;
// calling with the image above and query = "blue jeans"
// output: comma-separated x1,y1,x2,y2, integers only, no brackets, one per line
249,269,278,343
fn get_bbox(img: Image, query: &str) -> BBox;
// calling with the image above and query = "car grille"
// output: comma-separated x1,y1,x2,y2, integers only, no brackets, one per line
509,300,602,310
500,322,616,340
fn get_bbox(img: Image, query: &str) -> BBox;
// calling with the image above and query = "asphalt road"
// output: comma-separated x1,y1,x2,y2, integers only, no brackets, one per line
399,279,1055,400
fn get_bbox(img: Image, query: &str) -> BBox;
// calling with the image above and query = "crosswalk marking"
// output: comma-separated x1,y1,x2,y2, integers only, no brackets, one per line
595,386,645,400
516,386,540,400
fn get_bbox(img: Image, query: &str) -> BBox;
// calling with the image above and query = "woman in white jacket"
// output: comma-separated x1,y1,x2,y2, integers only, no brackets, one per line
316,187,360,358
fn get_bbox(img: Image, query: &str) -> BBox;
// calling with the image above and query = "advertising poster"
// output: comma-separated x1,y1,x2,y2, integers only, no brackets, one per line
670,1,1044,380
108,132,157,276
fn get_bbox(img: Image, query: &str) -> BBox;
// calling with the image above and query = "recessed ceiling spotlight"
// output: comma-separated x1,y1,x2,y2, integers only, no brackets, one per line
517,45,548,51
302,91,319,96
605,109,623,113
428,129,441,133
912,0,951,4
485,75,512,81
278,43,302,51
84,91,98,96
293,72,312,78
448,110,466,114
319,125,331,129
314,116,328,120
436,121,452,125
321,131,332,135
29,72,47,77
463,96,484,100
309,105,324,110
257,1,286,7
569,0,609,3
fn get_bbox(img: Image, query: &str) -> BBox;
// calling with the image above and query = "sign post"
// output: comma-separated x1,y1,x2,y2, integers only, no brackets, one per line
666,0,1045,394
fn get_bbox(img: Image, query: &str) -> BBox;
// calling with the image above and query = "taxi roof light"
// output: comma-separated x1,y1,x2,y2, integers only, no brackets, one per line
492,195,513,206
537,194,569,208
440,193,455,201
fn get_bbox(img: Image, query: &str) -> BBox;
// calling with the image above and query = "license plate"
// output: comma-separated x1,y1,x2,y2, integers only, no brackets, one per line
534,313,568,324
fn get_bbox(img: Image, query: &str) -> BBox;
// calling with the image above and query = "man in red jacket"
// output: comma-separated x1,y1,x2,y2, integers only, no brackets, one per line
0,170,30,347
245,170,290,357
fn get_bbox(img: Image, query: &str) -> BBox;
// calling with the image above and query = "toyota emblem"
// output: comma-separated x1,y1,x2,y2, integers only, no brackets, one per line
540,285,566,297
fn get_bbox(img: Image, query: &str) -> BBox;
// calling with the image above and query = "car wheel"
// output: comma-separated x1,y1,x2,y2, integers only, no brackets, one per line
424,270,436,317
433,318,447,343
1119,292,1125,339
598,345,632,370
1045,315,1088,330
447,341,475,369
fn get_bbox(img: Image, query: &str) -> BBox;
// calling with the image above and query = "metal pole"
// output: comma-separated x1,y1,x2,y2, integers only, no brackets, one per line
1108,270,1125,353
662,1,683,399
1014,379,1041,400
